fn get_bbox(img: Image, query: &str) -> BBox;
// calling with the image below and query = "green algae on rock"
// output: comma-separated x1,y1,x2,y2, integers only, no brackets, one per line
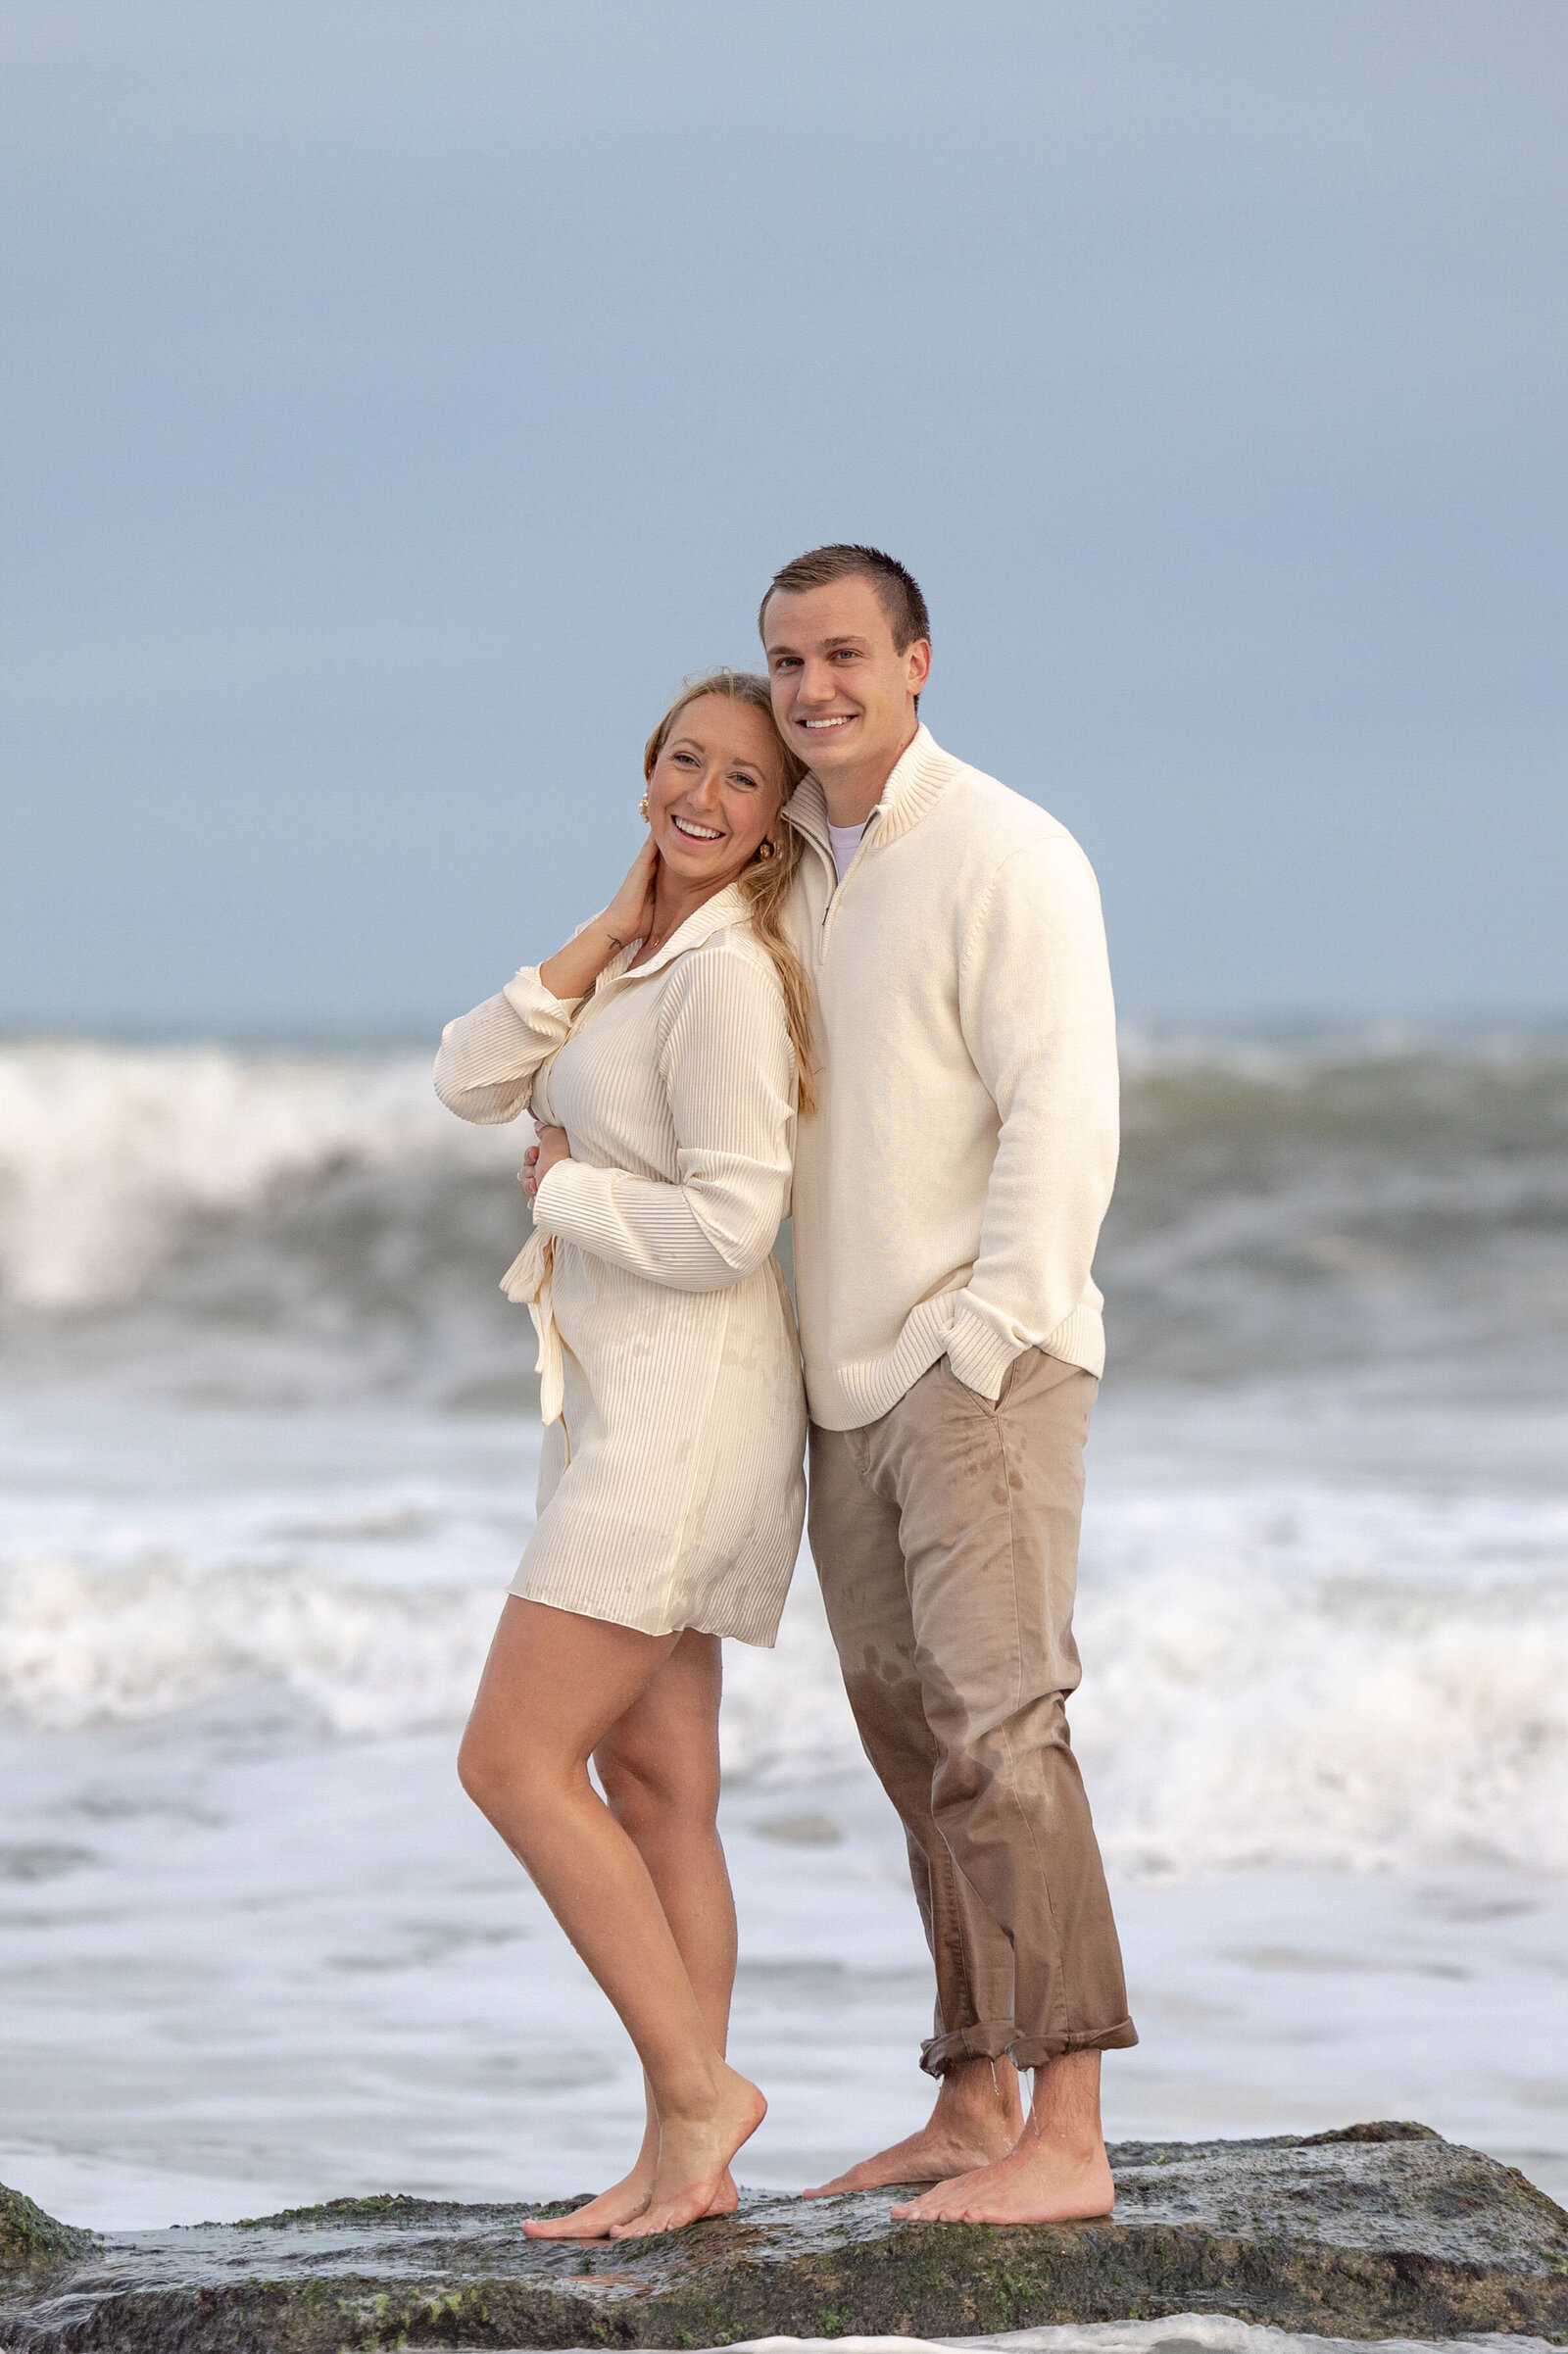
0,2188,94,2282
3,2124,1566,2351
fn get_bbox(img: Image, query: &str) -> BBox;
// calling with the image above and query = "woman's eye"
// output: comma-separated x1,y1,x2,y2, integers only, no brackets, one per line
729,773,760,791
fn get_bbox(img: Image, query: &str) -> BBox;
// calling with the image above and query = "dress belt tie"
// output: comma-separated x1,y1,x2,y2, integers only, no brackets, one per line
500,1230,565,1430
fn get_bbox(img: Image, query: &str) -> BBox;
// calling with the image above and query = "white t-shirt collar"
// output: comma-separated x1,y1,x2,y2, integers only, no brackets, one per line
826,818,867,881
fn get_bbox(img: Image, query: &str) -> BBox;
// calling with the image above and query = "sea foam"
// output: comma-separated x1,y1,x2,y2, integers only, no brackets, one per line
3,1479,1563,1880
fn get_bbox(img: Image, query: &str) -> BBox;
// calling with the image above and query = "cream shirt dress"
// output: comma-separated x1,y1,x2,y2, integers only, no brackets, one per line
433,885,807,1647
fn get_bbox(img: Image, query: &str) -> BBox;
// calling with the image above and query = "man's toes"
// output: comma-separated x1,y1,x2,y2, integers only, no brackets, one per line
893,2182,962,2222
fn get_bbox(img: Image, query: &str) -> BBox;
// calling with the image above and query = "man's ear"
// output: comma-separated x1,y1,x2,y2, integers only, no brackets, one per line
906,638,933,697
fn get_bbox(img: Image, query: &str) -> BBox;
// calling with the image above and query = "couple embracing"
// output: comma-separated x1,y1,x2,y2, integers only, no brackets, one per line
434,544,1135,2240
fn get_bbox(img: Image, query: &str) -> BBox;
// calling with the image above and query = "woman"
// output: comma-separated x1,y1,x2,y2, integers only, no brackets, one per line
434,671,811,2239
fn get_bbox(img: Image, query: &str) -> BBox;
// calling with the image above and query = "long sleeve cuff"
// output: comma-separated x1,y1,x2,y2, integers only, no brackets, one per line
948,1287,1107,1397
945,1297,1021,1400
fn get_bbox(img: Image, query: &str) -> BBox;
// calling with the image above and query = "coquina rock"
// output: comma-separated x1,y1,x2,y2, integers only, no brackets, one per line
3,2124,1566,2351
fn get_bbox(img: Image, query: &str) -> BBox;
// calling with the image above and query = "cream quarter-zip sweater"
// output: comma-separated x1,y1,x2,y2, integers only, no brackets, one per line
782,725,1118,1433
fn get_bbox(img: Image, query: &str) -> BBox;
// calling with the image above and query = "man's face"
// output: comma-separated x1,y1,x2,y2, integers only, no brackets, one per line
762,576,931,790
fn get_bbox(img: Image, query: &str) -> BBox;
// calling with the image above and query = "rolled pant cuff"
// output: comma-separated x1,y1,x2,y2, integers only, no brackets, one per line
920,2020,1017,2079
1008,2017,1140,2070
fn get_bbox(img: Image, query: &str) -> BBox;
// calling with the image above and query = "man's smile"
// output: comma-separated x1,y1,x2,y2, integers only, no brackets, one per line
799,713,858,732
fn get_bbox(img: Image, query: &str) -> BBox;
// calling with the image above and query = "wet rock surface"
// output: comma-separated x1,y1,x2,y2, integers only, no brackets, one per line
3,2124,1566,2351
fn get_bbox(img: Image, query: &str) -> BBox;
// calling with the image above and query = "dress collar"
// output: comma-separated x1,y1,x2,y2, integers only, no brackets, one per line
596,879,749,990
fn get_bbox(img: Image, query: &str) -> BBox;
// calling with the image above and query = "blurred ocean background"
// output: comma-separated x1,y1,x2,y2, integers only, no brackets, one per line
3,1025,1565,2230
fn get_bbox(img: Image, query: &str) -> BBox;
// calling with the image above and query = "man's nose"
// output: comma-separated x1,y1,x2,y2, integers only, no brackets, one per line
799,658,838,705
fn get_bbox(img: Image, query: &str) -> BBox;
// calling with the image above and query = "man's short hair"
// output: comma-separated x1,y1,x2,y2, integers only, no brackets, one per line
759,544,931,654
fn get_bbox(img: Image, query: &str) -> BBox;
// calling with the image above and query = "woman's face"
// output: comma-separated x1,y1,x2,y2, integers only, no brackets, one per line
646,696,785,891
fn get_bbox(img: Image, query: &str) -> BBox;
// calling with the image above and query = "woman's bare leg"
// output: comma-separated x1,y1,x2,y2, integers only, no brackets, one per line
459,1602,761,2236
521,1630,736,2237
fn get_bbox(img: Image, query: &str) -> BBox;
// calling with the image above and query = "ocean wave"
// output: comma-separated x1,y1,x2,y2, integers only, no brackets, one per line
4,1035,1566,1394
1075,1486,1568,1878
0,1038,514,1311
1116,1019,1568,1079
5,1482,1564,1878
0,1551,501,1738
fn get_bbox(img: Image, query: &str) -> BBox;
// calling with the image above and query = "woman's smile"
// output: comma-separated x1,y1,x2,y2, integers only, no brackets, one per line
644,694,788,887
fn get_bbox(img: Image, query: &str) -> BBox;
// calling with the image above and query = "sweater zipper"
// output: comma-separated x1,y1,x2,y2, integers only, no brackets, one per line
817,810,881,954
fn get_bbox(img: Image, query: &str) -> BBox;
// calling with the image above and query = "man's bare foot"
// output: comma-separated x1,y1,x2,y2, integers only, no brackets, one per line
804,2054,1022,2198
892,2049,1113,2225
890,2139,1113,2224
609,2068,765,2236
804,2118,1019,2198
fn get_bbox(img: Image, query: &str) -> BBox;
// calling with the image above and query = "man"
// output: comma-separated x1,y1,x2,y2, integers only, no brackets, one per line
760,544,1135,2226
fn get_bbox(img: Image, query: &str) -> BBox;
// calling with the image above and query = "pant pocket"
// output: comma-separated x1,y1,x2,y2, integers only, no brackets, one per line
937,1356,1002,1416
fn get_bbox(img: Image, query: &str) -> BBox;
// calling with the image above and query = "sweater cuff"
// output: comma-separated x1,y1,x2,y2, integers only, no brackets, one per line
530,1154,589,1241
945,1299,1022,1401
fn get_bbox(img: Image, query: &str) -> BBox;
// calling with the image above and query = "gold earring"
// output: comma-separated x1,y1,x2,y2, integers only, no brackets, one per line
755,836,778,862
639,794,650,821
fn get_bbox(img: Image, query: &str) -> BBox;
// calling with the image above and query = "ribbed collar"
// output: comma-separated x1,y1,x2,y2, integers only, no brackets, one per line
597,879,749,990
784,723,956,858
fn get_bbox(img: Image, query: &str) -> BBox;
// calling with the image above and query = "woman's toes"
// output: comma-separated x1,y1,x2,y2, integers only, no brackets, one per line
522,2176,653,2239
610,2193,702,2237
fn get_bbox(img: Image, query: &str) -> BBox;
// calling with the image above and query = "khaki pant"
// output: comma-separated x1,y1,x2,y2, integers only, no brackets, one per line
808,1349,1136,2076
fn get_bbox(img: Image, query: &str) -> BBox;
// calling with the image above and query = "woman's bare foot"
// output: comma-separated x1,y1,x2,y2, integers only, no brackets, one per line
523,2158,740,2238
523,2155,655,2239
609,2068,765,2236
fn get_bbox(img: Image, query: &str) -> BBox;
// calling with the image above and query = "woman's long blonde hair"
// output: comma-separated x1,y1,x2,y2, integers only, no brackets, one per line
643,670,816,1117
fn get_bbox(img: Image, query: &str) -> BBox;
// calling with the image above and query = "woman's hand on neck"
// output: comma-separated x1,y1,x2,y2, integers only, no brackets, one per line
539,840,660,1002
536,837,750,999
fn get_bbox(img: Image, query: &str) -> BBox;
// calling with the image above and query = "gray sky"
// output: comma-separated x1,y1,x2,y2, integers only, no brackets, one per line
2,0,1564,1036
